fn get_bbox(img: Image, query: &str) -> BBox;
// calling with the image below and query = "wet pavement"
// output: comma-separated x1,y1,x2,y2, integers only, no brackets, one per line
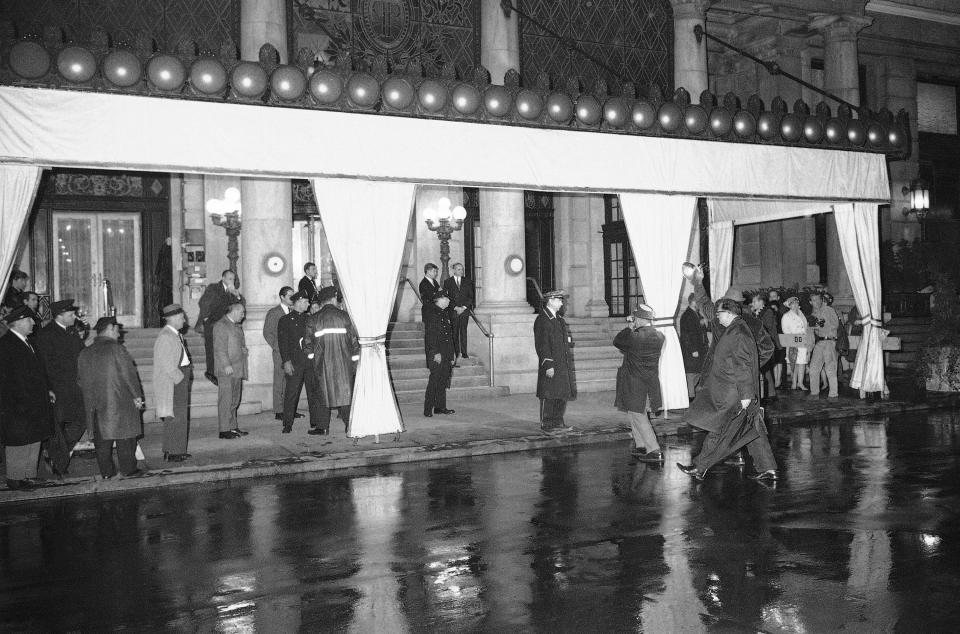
1,411,959,632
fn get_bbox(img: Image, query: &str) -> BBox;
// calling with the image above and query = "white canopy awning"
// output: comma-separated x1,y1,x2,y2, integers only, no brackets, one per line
0,86,889,201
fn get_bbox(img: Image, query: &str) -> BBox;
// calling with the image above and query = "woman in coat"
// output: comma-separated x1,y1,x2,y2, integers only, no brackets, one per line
678,298,778,480
77,317,144,478
780,296,809,390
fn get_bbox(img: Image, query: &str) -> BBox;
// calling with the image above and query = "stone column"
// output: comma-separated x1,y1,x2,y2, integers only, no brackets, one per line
585,195,610,317
239,0,292,411
478,0,537,393
671,0,711,97
883,56,919,242
811,13,872,309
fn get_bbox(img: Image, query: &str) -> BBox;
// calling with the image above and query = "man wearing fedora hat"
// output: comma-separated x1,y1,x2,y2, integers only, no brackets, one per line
77,317,145,478
614,305,666,462
534,289,576,432
0,306,55,490
34,299,87,475
152,304,192,462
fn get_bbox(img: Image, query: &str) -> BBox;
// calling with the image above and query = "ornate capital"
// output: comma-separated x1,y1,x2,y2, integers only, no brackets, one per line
808,13,873,42
671,0,713,21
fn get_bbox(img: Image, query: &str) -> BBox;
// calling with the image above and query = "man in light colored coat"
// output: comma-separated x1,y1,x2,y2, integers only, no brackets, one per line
213,300,248,439
152,304,192,462
262,286,295,421
77,317,145,479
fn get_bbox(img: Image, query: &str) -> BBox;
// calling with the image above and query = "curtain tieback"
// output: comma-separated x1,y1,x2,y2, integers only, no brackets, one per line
358,335,387,347
651,317,675,328
856,315,883,327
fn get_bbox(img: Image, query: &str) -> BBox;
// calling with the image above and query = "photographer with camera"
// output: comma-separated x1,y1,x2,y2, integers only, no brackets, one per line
807,290,840,400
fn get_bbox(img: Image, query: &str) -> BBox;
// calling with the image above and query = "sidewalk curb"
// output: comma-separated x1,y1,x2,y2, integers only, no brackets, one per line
2,393,957,506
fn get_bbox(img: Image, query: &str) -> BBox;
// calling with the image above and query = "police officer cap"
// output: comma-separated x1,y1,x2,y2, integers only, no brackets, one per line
290,291,309,303
317,286,339,303
3,305,35,324
50,299,79,315
543,289,567,300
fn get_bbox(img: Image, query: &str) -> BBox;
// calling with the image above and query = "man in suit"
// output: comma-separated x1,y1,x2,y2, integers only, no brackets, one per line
152,304,192,462
197,269,242,385
2,269,28,310
423,289,455,417
305,286,360,433
534,290,576,432
34,299,87,475
419,263,440,318
0,306,54,490
679,292,708,398
77,317,145,479
213,299,249,439
262,286,296,421
278,292,321,434
442,262,475,364
298,262,319,301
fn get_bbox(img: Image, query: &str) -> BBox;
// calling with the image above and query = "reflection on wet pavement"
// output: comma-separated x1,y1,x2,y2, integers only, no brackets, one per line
1,412,959,632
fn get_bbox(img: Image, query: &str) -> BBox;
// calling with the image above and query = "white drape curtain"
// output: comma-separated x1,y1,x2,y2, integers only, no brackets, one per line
617,193,697,410
708,220,735,301
311,178,417,438
835,202,887,394
0,166,43,294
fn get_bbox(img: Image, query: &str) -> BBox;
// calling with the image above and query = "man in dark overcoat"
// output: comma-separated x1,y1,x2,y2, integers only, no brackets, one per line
197,269,242,384
534,289,576,432
677,298,778,481
0,306,54,490
419,263,441,320
422,289,455,417
34,299,87,475
442,262,475,363
679,292,708,398
77,317,145,478
305,286,360,432
2,269,28,310
278,292,320,434
298,262,320,301
613,304,665,461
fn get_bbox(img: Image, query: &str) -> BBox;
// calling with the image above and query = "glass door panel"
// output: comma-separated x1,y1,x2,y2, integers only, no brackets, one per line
53,216,95,317
53,213,143,327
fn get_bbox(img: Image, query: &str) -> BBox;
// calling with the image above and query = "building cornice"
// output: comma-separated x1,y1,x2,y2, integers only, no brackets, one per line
866,0,960,26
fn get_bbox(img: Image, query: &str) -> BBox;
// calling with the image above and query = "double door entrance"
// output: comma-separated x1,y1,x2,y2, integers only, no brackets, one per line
52,212,143,327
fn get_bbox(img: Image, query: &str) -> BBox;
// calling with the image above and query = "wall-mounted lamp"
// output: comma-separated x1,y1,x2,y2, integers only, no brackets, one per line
902,178,930,220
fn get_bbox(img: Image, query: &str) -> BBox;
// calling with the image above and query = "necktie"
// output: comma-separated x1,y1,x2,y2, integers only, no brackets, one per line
179,334,191,364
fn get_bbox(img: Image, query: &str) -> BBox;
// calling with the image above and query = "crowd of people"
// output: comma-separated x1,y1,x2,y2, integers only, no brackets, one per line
1,256,848,490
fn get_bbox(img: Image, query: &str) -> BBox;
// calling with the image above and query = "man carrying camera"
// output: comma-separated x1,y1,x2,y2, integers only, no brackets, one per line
807,290,840,400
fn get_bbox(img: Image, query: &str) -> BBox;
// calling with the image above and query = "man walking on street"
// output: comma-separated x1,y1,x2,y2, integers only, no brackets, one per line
34,299,87,475
534,289,576,432
422,289,455,418
278,292,321,434
213,299,249,439
614,305,665,462
152,304,192,462
263,286,296,421
197,269,242,385
0,306,54,490
306,286,360,433
442,262,475,364
77,317,145,479
807,290,841,400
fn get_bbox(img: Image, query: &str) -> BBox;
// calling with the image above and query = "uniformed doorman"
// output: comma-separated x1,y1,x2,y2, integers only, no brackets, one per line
534,289,576,432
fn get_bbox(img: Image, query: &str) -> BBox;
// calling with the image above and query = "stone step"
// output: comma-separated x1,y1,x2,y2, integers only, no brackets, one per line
571,347,621,360
394,385,509,404
575,378,618,393
571,357,623,370
392,374,490,391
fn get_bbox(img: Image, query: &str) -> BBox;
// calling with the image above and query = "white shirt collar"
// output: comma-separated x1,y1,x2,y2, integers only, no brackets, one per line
9,329,30,346
165,324,181,335
280,303,290,314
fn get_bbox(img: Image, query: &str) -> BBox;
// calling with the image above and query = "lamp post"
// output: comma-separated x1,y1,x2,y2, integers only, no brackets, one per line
424,196,468,282
206,186,242,273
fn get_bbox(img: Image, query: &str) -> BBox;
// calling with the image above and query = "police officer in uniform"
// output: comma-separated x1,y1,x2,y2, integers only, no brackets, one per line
534,289,576,432
423,288,455,417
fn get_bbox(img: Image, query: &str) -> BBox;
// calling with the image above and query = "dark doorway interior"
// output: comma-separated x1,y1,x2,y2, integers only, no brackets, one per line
524,191,555,308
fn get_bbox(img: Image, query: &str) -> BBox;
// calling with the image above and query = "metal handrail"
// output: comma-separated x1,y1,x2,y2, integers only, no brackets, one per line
526,276,544,301
401,276,495,386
